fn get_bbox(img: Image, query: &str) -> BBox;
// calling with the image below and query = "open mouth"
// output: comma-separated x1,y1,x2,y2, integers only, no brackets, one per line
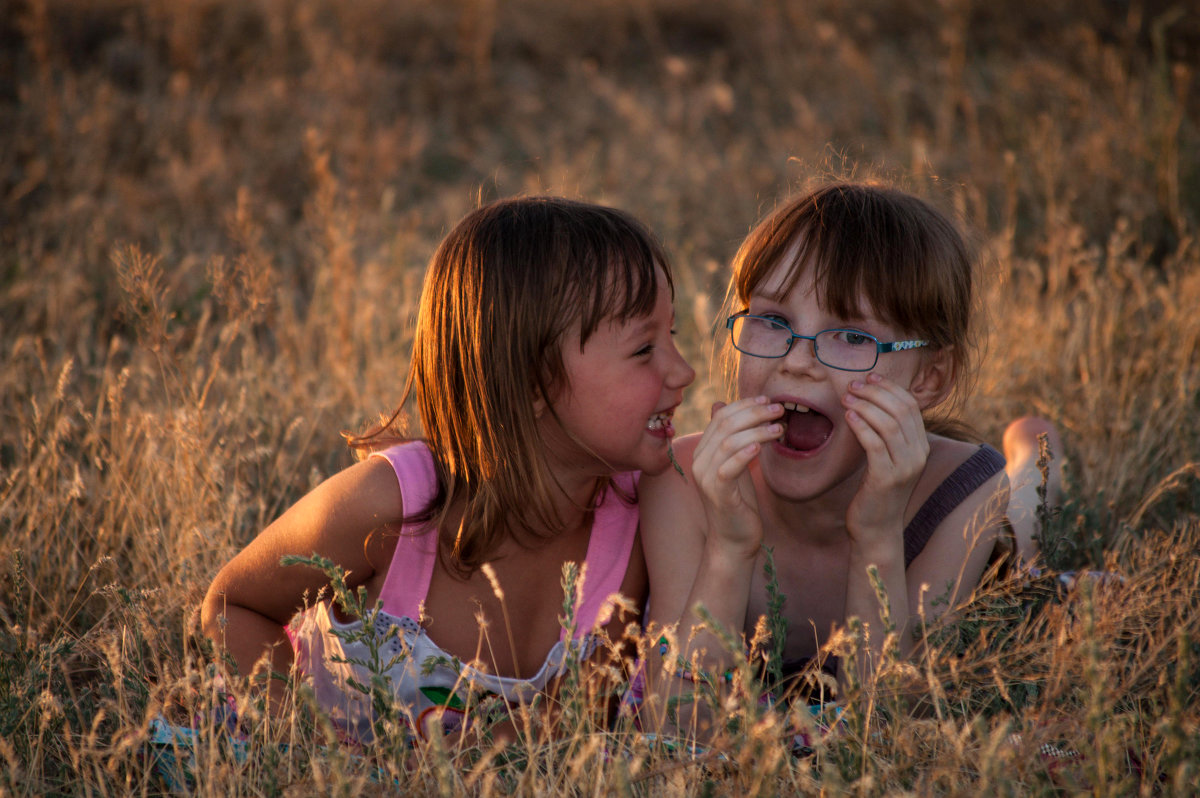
779,401,833,452
646,411,675,434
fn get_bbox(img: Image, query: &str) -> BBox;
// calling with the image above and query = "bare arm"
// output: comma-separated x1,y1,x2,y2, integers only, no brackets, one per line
841,372,1009,685
639,447,718,737
640,398,784,736
201,456,405,700
905,468,1009,629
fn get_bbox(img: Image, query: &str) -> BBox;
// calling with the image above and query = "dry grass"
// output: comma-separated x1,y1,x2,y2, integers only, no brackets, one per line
2,0,1199,794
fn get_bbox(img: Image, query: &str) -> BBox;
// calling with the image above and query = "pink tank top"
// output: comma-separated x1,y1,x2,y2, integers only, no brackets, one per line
288,442,640,743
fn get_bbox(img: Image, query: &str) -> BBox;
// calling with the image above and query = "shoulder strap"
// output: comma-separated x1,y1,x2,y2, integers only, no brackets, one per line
568,472,641,641
370,442,440,619
903,444,1006,568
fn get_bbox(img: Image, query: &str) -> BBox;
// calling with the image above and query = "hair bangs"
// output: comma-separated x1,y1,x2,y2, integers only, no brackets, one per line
734,183,967,345
570,217,673,348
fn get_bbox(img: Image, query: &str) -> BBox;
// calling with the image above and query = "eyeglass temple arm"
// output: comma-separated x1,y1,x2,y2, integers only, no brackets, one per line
877,339,928,353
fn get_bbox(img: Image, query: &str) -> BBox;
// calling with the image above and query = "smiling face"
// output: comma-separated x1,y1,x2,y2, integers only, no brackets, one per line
736,262,945,503
542,267,695,480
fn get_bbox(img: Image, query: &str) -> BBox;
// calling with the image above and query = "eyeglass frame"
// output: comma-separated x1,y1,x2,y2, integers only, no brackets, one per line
725,312,929,372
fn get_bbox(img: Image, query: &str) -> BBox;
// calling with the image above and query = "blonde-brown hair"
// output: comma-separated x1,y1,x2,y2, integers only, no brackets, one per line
724,181,981,437
351,196,674,573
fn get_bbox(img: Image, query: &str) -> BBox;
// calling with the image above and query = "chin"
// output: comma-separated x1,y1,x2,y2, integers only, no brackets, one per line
759,459,830,501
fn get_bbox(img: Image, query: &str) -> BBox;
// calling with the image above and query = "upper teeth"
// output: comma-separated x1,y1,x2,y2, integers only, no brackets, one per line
780,402,811,412
647,413,670,430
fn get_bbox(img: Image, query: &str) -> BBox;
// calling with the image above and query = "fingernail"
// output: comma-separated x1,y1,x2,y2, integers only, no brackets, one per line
850,380,863,390
868,373,882,383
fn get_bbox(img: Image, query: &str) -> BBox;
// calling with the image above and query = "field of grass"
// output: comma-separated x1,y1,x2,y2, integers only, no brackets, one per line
3,0,1199,794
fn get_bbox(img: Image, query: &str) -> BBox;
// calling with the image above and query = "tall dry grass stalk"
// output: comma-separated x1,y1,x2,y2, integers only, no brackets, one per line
2,0,1198,793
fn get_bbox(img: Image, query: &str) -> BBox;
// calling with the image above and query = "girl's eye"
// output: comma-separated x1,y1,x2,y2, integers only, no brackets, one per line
746,311,787,326
836,331,873,346
634,344,654,357
760,314,791,332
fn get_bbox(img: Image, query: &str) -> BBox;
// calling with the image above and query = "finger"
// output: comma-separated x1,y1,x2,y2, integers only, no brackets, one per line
698,398,784,455
713,442,765,483
842,385,922,466
713,421,783,459
710,396,784,431
843,389,904,448
844,401,927,487
694,420,782,479
844,412,923,501
846,405,925,474
844,407,891,466
846,375,921,427
844,378,923,454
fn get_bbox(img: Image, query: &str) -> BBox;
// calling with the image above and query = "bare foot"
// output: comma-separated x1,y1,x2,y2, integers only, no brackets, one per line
1002,416,1064,563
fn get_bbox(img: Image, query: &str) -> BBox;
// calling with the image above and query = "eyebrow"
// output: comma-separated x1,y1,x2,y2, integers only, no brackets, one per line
747,294,875,325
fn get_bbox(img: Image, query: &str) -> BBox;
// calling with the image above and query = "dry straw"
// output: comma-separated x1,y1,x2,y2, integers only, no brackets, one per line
2,0,1198,794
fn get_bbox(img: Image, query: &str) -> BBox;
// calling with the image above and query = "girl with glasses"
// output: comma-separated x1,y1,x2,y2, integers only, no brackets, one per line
202,196,694,744
638,181,1037,732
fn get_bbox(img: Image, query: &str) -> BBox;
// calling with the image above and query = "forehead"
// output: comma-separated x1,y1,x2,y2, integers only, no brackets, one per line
752,255,807,299
749,253,882,325
746,234,815,300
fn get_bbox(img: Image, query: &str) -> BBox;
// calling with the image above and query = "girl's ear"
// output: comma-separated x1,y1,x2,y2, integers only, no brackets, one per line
909,346,955,410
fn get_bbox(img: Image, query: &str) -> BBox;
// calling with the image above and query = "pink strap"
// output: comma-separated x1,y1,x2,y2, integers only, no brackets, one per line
369,443,640,639
370,442,440,619
569,471,640,641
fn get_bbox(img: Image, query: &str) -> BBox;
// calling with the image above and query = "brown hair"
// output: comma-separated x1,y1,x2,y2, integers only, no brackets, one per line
724,181,981,436
351,196,674,573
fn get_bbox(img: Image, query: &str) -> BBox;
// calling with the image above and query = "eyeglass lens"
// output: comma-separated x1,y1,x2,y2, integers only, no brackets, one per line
730,316,877,370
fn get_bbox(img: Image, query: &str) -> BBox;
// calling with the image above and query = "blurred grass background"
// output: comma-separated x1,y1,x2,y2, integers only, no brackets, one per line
2,0,1199,793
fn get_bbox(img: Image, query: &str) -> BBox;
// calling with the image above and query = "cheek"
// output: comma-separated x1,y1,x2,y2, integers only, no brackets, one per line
735,358,768,395
871,358,919,387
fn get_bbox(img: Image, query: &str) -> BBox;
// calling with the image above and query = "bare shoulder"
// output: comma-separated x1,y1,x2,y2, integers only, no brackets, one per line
907,436,1010,615
639,433,708,620
206,455,407,623
925,434,998,479
919,434,1008,521
639,432,705,528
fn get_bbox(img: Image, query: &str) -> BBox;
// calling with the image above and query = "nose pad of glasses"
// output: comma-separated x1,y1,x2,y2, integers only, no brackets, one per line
785,334,822,367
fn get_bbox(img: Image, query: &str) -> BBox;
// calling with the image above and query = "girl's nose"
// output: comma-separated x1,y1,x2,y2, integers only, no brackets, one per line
669,345,696,389
781,335,822,375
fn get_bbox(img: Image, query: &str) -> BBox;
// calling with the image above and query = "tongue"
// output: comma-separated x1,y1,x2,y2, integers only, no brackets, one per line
784,409,833,451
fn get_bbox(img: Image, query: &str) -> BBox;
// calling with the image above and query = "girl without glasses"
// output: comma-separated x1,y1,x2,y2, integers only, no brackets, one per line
202,196,694,743
638,181,1018,732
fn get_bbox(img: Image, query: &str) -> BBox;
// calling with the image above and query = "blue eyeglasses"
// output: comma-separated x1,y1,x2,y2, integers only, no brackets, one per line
726,313,928,372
